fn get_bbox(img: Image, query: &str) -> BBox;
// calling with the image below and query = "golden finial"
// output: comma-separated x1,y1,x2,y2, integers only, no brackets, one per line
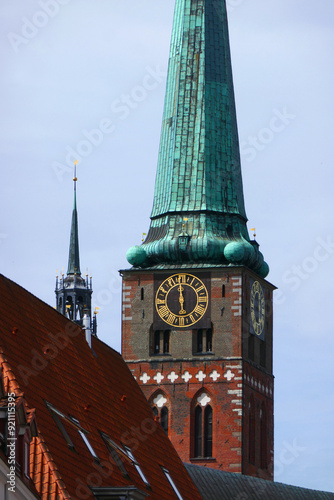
142,232,147,242
250,227,256,239
73,160,78,181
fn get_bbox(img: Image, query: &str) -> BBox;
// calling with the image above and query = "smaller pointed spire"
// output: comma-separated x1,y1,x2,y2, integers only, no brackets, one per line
67,161,81,275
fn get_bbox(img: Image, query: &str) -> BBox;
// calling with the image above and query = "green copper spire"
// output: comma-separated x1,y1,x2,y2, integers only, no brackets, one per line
67,163,81,275
127,0,269,278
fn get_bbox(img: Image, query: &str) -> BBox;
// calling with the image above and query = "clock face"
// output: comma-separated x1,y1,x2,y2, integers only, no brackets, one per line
155,273,209,328
250,280,265,339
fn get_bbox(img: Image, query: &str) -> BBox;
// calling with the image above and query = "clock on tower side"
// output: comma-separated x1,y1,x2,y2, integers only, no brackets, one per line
120,267,274,479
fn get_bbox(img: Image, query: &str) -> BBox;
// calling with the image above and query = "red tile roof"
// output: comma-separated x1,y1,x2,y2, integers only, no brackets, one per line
0,274,202,500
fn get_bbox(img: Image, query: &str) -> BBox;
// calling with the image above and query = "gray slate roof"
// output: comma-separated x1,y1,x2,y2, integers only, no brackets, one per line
185,463,334,500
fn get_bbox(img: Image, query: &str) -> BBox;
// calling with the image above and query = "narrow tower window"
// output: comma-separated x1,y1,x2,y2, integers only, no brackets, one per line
194,406,202,458
206,329,213,352
249,400,255,465
222,284,225,297
161,406,169,435
163,331,170,354
260,404,268,469
197,330,203,353
140,287,144,300
204,406,213,457
154,330,160,354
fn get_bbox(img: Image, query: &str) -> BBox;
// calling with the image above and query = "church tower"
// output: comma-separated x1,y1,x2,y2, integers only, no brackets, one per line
121,0,274,479
55,165,96,334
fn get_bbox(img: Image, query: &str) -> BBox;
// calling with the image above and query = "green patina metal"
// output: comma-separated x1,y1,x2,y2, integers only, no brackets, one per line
127,0,269,277
67,179,81,275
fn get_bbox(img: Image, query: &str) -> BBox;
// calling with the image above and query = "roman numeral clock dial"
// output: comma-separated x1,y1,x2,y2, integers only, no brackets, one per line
154,273,210,329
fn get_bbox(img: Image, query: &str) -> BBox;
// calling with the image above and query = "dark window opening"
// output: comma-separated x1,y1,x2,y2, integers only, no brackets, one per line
161,407,169,435
194,406,202,458
248,335,254,361
260,405,268,469
260,340,266,368
154,330,160,354
194,403,213,458
222,284,225,297
206,329,212,352
163,331,170,354
204,406,213,457
197,330,203,353
141,287,144,300
249,401,255,465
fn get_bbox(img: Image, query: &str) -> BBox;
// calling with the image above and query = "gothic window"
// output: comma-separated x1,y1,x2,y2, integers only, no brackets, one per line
249,398,255,464
260,403,267,469
192,392,213,458
150,392,169,436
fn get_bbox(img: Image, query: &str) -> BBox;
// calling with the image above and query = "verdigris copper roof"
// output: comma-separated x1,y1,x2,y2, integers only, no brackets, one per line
126,0,269,278
185,463,334,500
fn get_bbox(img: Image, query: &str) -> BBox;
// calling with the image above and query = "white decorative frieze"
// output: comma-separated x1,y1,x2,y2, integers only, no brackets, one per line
153,372,164,384
167,371,179,383
195,370,206,382
209,370,221,382
224,369,235,381
139,372,150,384
181,371,192,383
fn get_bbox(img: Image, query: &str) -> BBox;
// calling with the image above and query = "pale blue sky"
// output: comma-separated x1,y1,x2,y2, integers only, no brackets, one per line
1,0,334,493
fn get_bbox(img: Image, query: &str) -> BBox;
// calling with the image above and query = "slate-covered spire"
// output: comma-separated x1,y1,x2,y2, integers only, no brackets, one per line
55,164,96,334
127,0,269,278
67,164,81,275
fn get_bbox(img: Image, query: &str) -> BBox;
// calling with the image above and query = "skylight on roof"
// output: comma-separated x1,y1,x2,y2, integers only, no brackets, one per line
123,446,150,488
162,467,183,500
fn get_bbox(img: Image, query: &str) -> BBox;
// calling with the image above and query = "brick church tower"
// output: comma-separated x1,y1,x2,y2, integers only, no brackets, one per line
121,0,274,479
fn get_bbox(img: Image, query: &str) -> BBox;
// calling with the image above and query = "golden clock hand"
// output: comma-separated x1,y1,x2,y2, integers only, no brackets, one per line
178,284,186,315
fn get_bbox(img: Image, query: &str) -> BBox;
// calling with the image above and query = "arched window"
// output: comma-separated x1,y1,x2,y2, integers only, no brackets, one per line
249,398,255,464
150,392,169,436
193,392,213,458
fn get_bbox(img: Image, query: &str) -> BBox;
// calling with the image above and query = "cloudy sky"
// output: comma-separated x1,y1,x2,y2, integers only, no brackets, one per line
1,0,334,493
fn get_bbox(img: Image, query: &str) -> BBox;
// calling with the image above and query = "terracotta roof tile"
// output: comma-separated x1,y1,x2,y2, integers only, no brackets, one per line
0,274,202,500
